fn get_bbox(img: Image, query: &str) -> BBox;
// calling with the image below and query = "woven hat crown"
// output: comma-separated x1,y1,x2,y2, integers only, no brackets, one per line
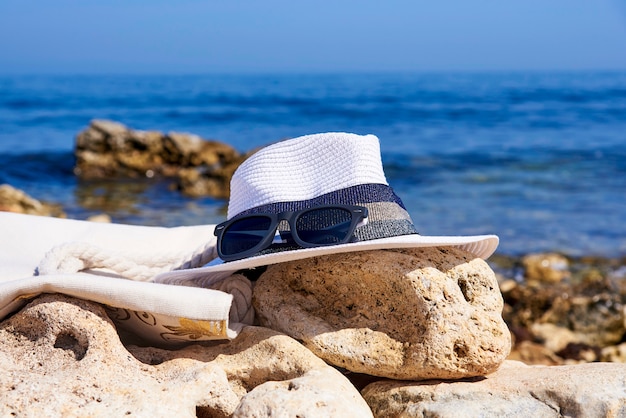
227,133,388,219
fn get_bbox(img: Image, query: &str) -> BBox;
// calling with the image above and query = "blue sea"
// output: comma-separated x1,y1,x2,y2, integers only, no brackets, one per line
1,72,625,257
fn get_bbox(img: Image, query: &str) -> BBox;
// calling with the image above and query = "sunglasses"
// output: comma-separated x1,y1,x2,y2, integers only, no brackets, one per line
214,204,368,262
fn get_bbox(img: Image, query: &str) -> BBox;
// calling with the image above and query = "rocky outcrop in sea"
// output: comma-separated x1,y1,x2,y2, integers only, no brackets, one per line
74,119,248,198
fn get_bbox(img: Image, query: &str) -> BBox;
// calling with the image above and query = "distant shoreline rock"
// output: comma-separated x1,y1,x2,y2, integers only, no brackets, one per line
74,119,248,198
0,184,66,218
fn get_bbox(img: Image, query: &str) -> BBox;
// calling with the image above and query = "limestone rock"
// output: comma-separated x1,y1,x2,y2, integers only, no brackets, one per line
74,120,243,198
163,131,205,164
362,360,626,417
86,213,112,223
129,325,373,417
0,294,237,417
522,252,570,283
502,273,626,354
0,184,65,217
231,368,371,417
530,322,580,353
176,161,241,198
0,294,372,417
90,119,129,138
507,340,564,366
75,119,128,153
175,144,249,197
601,342,626,362
253,247,511,380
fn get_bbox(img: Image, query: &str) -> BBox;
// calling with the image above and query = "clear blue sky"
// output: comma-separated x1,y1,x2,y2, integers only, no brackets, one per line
1,0,625,74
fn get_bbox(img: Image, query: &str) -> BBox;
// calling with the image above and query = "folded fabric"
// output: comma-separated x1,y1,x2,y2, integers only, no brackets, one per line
0,212,253,345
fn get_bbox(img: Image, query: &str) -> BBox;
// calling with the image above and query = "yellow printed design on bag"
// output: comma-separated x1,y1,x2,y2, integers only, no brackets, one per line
161,317,228,341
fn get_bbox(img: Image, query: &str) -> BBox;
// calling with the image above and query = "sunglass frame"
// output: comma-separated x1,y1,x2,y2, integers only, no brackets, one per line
214,204,368,262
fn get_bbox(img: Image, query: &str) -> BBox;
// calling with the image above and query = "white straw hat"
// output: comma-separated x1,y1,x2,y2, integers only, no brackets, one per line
156,132,498,283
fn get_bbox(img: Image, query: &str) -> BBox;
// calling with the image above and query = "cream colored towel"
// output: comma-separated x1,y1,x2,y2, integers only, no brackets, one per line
0,212,254,345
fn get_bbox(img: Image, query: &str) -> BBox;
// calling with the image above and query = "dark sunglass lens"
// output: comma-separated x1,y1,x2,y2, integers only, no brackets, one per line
221,216,272,256
296,208,353,245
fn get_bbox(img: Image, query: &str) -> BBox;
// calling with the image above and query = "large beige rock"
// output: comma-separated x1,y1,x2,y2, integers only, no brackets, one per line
130,320,374,417
362,360,626,417
0,294,372,417
230,367,369,417
253,247,511,380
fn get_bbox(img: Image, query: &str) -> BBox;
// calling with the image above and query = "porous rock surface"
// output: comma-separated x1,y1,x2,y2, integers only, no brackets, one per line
253,247,511,380
362,360,626,417
0,294,372,417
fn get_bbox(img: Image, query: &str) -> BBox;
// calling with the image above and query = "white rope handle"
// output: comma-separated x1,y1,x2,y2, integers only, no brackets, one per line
37,239,217,282
36,238,255,325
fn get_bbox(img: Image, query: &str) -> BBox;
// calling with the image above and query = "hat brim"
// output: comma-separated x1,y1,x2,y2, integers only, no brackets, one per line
154,234,499,284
